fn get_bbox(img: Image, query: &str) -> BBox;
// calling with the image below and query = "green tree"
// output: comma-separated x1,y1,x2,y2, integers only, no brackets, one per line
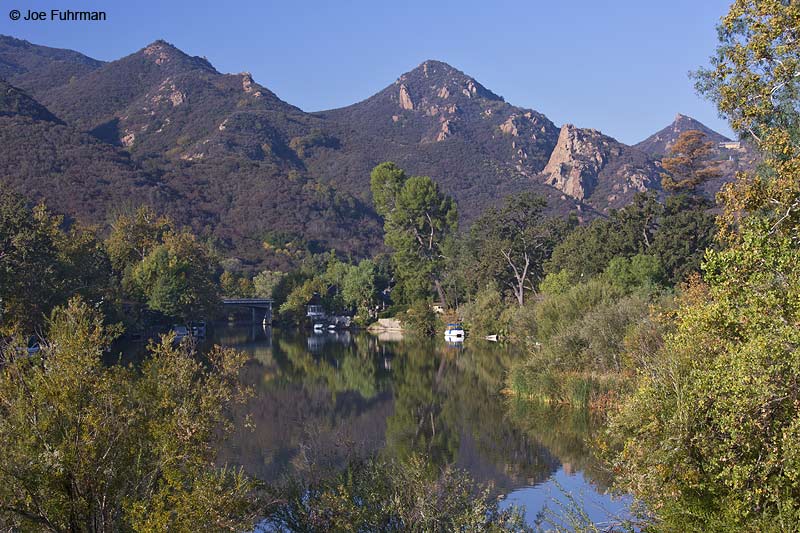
0,194,62,333
54,224,114,309
321,251,350,310
602,254,666,293
547,193,661,278
105,206,172,273
470,193,565,306
695,0,800,240
341,259,380,323
460,284,509,337
370,163,458,304
129,231,220,321
609,2,800,530
651,194,717,284
252,270,284,298
369,161,407,217
0,298,257,531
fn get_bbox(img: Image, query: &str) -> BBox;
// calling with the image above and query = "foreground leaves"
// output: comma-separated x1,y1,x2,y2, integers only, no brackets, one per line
0,297,257,532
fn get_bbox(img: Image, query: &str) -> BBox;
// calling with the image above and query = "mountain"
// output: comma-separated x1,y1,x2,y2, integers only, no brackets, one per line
311,60,582,220
542,124,660,210
0,79,167,221
634,113,731,157
635,113,758,197
7,39,382,266
39,40,220,134
0,35,103,96
0,36,749,267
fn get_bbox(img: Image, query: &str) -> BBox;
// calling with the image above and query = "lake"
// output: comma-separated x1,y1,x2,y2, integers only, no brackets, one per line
205,323,630,528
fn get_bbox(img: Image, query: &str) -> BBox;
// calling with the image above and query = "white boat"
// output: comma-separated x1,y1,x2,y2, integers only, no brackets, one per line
444,323,465,341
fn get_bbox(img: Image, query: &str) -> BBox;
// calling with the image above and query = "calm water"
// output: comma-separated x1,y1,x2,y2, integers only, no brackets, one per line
204,323,629,528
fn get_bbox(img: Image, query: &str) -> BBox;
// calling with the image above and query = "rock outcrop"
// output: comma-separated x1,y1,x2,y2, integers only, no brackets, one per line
398,84,414,110
542,124,660,208
543,125,615,200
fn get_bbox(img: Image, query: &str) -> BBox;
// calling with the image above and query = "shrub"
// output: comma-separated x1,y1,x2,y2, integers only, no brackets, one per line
402,300,437,337
461,285,509,337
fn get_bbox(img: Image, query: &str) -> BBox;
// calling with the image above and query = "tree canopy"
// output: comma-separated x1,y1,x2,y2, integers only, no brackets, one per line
469,192,566,306
370,163,457,304
609,2,800,529
660,130,722,194
0,298,257,531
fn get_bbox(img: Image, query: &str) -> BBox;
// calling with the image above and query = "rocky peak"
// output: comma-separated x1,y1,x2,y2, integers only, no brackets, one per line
393,60,503,107
239,72,263,97
634,113,730,157
543,125,615,200
138,39,215,73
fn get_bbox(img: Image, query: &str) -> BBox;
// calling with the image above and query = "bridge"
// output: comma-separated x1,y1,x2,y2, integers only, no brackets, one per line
222,298,274,323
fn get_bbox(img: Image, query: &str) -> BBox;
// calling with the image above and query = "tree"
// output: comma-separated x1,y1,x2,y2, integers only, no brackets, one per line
602,253,666,292
0,193,115,334
128,231,220,321
470,193,565,307
278,277,328,324
547,193,661,278
0,194,62,333
105,206,172,273
660,130,722,193
252,270,284,298
370,162,407,218
694,0,800,239
0,298,257,531
651,194,717,284
370,163,457,304
53,224,114,309
609,2,800,529
341,259,380,323
220,270,255,298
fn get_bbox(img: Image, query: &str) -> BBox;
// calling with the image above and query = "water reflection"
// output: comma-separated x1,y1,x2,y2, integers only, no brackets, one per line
210,325,624,524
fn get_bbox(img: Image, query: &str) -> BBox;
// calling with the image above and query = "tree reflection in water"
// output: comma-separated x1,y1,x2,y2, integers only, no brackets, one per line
215,325,609,499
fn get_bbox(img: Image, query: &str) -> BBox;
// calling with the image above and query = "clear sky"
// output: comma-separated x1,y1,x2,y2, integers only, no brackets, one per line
0,0,735,144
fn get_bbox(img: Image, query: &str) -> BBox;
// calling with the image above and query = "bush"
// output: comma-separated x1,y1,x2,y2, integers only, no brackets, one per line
539,269,575,296
534,278,624,345
461,285,509,337
536,293,651,373
402,300,437,337
602,253,666,293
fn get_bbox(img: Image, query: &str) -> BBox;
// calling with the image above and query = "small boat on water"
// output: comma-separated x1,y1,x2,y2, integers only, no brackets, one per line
444,323,465,342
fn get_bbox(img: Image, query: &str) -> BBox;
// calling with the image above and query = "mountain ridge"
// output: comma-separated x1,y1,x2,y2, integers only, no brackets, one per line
635,113,732,157
0,36,742,267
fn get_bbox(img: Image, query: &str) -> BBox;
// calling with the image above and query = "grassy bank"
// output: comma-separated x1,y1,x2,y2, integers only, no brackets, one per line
504,365,634,410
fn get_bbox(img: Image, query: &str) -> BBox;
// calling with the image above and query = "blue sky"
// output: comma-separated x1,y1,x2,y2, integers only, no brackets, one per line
0,0,735,144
